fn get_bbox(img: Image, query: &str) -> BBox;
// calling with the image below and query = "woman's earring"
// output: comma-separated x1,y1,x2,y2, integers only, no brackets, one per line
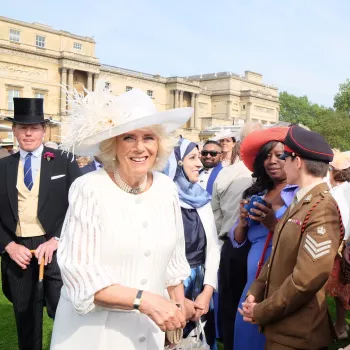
156,157,160,162
112,156,116,161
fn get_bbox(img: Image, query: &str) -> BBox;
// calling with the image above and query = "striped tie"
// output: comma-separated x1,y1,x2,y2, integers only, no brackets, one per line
24,152,33,190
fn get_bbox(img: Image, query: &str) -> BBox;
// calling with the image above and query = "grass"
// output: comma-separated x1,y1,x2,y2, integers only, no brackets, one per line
0,259,52,350
0,261,349,350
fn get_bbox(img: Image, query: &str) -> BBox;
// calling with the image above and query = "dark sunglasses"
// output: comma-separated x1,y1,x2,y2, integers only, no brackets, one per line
279,151,296,160
201,150,221,157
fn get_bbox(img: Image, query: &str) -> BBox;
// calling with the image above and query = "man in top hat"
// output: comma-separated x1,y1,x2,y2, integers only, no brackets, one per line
0,98,80,350
239,125,342,350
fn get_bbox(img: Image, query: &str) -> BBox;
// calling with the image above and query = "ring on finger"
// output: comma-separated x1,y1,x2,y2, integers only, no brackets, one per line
261,212,266,218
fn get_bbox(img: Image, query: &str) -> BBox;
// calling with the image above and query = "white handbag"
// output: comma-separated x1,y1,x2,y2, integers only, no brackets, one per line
165,320,210,350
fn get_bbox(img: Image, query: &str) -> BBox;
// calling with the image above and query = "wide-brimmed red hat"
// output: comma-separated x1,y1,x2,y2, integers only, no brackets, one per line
240,127,289,172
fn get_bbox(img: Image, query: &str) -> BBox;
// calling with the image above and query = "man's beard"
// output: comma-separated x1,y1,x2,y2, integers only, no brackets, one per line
202,161,217,169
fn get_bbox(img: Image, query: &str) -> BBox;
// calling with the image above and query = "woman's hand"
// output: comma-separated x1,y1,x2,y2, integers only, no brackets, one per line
184,298,204,321
238,199,249,228
249,201,278,232
139,291,186,332
191,286,214,322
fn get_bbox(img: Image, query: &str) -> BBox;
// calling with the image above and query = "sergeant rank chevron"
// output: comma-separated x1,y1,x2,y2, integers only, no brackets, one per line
304,234,331,260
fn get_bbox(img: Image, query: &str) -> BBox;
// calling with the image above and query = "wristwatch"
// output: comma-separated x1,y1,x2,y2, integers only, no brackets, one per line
53,237,60,242
133,290,143,310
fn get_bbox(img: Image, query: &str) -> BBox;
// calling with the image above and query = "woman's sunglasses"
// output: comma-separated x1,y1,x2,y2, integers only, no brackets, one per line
201,150,222,157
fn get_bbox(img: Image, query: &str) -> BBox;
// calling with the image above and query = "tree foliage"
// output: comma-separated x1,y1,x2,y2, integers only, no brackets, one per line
334,79,350,116
279,91,350,151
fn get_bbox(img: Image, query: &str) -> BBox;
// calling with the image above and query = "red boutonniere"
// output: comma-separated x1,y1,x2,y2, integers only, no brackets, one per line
44,152,55,161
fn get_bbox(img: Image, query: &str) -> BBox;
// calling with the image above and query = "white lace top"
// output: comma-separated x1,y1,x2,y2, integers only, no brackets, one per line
57,169,190,315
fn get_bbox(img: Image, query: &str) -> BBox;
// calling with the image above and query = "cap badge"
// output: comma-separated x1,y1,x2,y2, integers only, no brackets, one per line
304,194,312,202
317,226,326,236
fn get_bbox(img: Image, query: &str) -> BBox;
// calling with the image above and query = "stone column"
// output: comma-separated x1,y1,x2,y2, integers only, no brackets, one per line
226,100,233,120
67,69,75,111
93,73,100,91
190,92,196,128
194,94,199,129
60,68,67,115
174,90,179,108
179,90,184,108
68,69,74,90
246,102,252,122
87,72,93,91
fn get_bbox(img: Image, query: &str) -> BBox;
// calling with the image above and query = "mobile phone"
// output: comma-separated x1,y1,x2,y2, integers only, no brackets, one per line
243,195,267,226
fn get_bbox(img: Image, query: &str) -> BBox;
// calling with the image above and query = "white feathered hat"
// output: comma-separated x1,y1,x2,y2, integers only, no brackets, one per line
60,81,193,156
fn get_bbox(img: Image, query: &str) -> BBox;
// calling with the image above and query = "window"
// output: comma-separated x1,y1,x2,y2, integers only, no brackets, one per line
147,90,153,98
9,29,20,42
241,105,246,110
36,35,46,48
73,42,82,50
126,86,133,92
8,90,20,110
35,93,45,99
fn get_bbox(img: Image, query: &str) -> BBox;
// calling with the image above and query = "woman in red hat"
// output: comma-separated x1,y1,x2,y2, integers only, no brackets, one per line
229,127,298,350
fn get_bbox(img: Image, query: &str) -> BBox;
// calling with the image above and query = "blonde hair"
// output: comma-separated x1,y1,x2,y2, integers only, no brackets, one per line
99,125,176,172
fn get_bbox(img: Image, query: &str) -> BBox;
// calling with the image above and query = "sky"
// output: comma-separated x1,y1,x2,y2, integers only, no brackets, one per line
2,0,350,107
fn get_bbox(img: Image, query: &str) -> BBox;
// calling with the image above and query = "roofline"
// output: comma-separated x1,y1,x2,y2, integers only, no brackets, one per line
0,16,95,43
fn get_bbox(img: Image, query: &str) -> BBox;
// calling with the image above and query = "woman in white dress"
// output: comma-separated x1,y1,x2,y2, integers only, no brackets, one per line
50,83,194,350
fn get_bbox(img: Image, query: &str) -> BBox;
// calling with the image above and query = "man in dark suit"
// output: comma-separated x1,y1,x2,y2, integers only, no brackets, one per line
0,98,80,350
80,156,103,174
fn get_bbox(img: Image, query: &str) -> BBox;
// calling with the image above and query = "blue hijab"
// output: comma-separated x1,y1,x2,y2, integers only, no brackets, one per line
164,138,211,209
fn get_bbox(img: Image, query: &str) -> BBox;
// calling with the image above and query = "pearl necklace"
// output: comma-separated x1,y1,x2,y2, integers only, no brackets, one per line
113,169,147,195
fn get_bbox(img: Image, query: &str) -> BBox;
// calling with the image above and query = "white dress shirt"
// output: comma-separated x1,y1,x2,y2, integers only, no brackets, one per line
199,168,213,190
19,144,44,184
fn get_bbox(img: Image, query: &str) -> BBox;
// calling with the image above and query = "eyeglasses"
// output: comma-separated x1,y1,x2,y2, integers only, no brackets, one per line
201,150,221,157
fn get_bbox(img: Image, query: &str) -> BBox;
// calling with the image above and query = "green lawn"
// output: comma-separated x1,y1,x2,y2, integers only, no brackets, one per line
0,262,349,350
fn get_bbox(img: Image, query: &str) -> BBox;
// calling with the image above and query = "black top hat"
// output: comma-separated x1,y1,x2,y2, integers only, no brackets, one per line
5,98,50,124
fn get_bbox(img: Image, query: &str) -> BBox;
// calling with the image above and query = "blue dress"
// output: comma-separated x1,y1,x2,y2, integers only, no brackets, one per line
232,185,298,350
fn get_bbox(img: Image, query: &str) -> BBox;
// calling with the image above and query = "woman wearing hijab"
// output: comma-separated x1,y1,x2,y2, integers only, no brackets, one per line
164,138,221,349
230,127,298,350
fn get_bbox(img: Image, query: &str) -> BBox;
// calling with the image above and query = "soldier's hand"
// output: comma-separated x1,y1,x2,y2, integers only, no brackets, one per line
35,238,58,266
5,242,32,269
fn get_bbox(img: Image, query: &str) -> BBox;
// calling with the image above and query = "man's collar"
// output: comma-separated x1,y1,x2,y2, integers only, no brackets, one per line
19,144,44,159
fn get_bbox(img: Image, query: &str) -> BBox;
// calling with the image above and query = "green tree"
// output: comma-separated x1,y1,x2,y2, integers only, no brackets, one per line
279,91,350,151
279,91,321,129
334,79,350,115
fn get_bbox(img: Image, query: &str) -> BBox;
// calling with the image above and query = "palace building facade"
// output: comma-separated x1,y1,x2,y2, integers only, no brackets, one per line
0,16,279,143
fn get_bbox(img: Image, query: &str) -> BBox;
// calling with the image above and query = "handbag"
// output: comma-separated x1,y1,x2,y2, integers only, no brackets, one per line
165,328,183,346
340,245,350,284
165,320,210,350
